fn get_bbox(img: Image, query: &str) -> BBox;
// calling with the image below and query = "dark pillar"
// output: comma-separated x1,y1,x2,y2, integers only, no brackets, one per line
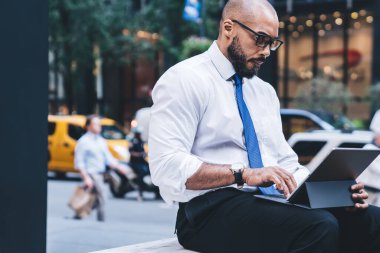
311,15,319,108
103,63,122,120
342,10,350,114
371,1,380,115
0,1,47,253
372,1,380,85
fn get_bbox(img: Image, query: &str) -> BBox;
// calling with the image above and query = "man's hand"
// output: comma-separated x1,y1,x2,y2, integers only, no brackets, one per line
243,166,297,197
350,182,369,210
84,176,94,189
78,169,94,189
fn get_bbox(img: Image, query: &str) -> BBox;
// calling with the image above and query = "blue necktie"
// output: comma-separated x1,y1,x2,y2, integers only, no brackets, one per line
234,74,280,195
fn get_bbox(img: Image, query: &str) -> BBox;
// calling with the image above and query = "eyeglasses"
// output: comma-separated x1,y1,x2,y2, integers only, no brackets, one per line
232,19,283,51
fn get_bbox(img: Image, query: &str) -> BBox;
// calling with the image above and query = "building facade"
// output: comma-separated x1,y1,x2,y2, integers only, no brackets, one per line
259,0,380,124
49,0,380,126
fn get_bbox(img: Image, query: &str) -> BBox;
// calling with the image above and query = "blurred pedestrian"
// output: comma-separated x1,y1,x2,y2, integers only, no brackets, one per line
74,115,134,221
129,127,149,174
129,127,160,201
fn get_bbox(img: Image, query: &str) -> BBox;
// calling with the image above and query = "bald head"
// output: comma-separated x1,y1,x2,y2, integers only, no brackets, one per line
216,0,281,78
222,0,277,24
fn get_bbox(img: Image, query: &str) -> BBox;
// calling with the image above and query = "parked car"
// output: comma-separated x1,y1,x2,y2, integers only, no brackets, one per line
48,115,129,177
131,107,335,141
280,109,335,139
309,110,358,130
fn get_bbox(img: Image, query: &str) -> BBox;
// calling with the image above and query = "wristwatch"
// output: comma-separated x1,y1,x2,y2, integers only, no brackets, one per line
230,163,245,189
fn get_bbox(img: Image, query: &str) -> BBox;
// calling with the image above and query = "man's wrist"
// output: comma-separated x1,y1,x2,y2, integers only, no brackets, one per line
230,163,245,188
242,168,248,184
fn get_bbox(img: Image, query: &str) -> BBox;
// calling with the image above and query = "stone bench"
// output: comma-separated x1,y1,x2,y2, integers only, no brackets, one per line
89,238,197,253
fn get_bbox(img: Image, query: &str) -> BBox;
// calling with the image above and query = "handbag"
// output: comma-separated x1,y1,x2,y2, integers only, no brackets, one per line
68,185,97,218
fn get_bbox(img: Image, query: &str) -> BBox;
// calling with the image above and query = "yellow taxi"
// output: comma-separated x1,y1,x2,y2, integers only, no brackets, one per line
48,115,129,177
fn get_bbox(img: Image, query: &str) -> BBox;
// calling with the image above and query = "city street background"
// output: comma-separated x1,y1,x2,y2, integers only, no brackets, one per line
47,173,177,253
46,1,380,252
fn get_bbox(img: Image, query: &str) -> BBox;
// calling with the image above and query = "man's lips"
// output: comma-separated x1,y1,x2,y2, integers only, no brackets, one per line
250,58,266,66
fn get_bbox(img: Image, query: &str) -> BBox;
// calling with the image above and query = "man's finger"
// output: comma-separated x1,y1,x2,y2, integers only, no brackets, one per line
272,175,289,197
351,182,365,191
352,191,369,200
270,175,282,190
276,169,297,193
354,202,369,210
278,167,297,191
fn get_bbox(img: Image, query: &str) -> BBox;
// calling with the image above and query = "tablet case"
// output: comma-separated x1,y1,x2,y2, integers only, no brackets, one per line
289,180,356,209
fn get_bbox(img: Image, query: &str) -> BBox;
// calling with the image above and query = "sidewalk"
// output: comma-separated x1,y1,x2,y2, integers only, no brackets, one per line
47,179,177,253
47,216,176,253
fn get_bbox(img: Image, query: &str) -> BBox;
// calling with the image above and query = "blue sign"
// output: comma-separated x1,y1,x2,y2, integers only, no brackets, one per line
183,0,202,22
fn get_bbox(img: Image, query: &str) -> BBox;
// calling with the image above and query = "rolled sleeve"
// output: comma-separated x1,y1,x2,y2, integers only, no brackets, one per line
149,67,207,204
74,141,86,172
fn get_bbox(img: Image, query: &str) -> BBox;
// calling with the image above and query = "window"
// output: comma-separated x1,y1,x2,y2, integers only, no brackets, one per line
68,124,85,140
281,116,322,139
338,142,366,148
48,122,56,136
292,141,327,165
278,9,374,120
101,125,126,140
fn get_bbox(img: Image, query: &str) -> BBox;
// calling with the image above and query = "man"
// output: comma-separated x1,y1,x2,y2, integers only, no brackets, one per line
149,0,380,252
128,127,156,201
129,127,149,177
358,110,380,206
75,115,133,221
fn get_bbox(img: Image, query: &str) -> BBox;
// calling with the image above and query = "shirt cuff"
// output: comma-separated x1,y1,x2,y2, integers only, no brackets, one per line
293,166,310,187
181,156,204,185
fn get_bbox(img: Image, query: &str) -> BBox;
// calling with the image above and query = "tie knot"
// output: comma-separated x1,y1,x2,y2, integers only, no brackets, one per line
233,74,242,87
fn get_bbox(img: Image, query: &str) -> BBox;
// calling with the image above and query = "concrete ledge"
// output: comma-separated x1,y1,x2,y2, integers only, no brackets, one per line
89,238,197,253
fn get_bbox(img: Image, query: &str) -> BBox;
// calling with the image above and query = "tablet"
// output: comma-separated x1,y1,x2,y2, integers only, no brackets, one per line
254,148,380,209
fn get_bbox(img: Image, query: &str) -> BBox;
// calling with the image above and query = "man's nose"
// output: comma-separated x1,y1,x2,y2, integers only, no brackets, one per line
261,44,271,58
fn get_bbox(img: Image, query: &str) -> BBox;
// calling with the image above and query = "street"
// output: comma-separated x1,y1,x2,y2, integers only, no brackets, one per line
47,174,178,253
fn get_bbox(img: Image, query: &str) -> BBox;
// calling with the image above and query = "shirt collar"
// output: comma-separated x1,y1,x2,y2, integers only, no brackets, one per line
208,41,236,81
86,131,100,139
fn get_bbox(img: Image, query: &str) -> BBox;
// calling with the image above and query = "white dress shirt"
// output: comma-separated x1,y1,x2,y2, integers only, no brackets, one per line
149,41,309,204
74,132,117,174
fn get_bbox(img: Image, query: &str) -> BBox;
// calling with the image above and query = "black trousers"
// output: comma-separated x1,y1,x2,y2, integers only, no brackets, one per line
176,188,380,253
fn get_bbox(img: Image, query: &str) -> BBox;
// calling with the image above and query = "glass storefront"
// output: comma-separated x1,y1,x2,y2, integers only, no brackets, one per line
277,8,374,123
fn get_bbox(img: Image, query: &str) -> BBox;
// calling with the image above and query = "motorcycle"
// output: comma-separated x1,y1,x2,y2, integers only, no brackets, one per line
104,161,160,200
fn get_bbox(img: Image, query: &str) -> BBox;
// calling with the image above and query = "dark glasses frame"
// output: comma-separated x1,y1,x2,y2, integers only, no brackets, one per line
231,19,284,51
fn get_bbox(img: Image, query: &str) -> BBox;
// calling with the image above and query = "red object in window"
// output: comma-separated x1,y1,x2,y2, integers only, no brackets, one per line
300,49,362,68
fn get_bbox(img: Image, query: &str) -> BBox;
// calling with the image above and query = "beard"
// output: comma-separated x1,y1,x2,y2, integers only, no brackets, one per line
227,36,265,79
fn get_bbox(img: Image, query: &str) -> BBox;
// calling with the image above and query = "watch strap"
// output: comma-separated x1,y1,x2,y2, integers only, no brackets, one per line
231,168,244,188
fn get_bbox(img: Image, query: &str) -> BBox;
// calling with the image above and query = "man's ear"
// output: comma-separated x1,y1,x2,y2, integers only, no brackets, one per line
222,19,234,39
